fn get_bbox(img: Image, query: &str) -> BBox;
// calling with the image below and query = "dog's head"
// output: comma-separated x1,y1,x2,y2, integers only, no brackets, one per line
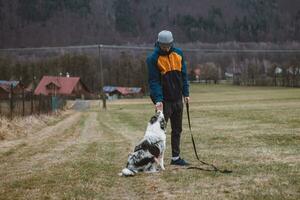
149,110,166,131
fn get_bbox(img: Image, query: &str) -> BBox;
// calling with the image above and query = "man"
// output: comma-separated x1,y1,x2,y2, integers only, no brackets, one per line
147,30,190,166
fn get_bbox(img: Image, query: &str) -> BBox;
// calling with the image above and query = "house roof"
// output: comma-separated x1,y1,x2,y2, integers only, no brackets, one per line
0,80,20,93
103,86,142,95
34,76,88,95
0,80,19,87
0,85,9,93
46,80,61,88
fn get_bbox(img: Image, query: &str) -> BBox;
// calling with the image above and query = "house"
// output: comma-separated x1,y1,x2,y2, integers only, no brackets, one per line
34,76,90,99
0,80,23,99
103,86,143,99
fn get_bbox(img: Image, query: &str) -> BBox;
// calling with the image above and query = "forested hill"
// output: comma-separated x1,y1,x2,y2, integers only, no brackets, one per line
1,0,300,48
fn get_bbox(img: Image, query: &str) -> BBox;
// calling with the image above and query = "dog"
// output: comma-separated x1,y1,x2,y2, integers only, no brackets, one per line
119,110,166,176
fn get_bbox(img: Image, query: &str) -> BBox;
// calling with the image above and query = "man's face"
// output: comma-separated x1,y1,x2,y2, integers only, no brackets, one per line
159,43,171,52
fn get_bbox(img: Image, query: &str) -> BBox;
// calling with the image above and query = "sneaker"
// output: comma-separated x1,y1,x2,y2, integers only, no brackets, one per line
170,157,190,166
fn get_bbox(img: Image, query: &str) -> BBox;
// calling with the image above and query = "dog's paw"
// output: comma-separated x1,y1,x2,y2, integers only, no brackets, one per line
161,166,165,171
121,168,135,176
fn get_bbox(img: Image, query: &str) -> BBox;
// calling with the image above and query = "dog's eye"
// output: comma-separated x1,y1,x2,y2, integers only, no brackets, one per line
160,120,166,130
150,116,157,124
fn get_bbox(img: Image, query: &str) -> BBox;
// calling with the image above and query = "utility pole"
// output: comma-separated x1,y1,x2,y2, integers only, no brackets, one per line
98,44,106,109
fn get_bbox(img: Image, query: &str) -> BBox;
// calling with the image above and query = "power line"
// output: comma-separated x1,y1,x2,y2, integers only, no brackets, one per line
1,44,300,53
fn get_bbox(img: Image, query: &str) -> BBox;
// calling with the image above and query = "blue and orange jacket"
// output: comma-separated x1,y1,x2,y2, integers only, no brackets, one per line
147,45,189,103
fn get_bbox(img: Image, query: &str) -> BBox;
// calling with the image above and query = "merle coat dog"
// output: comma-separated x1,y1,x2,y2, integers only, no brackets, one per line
120,111,166,176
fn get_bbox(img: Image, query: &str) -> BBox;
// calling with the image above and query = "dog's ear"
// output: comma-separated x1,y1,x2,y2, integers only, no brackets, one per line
150,116,158,124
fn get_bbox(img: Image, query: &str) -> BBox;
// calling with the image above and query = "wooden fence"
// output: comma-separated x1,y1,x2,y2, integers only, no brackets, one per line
0,86,66,119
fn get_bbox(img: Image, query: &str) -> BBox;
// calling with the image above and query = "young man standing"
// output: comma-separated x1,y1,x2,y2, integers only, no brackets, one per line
147,30,190,166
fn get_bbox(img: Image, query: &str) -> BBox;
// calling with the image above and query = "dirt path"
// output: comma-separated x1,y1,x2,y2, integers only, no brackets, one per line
0,102,176,200
0,111,82,183
0,111,79,154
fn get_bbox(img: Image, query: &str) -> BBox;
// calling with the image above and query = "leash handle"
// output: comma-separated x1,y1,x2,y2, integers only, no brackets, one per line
186,102,192,131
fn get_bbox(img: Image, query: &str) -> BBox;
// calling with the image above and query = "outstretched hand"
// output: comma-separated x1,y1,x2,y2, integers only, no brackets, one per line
155,102,163,111
184,96,190,103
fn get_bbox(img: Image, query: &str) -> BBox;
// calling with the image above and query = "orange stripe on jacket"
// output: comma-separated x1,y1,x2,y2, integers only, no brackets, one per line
157,52,182,74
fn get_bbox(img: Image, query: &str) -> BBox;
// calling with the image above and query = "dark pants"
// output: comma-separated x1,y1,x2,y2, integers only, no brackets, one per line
163,100,183,157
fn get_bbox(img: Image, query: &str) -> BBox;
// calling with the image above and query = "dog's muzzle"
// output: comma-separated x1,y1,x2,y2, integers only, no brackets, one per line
149,111,166,130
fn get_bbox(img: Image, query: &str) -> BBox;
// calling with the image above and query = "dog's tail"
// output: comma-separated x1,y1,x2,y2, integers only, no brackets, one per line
118,168,136,177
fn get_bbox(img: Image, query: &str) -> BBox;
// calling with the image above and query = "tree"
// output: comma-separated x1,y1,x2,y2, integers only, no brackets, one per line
201,62,219,84
113,0,137,34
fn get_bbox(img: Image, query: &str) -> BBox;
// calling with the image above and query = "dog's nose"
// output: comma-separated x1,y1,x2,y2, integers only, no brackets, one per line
156,110,163,116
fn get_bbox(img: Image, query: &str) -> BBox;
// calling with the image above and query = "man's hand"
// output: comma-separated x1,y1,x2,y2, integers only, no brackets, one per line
184,96,190,103
155,102,163,111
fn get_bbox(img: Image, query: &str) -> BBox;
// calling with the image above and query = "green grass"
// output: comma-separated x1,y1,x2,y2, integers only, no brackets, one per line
0,84,299,199
105,84,300,199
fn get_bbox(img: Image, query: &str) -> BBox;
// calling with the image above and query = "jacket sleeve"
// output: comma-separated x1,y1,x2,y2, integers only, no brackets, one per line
181,51,190,97
147,55,163,103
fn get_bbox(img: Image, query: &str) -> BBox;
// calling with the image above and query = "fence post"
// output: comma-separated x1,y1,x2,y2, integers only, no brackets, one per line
49,96,52,114
22,86,25,116
10,83,13,120
31,91,34,115
38,94,41,115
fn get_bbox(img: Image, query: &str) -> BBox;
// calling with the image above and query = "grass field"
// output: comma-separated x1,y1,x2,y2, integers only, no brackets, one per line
0,84,299,199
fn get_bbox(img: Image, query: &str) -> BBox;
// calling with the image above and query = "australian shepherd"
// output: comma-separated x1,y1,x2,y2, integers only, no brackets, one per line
120,110,166,176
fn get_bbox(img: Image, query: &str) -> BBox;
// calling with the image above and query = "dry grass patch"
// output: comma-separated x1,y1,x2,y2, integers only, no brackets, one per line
0,110,72,141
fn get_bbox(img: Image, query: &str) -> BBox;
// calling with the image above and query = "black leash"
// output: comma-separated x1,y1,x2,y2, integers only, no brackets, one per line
185,102,232,174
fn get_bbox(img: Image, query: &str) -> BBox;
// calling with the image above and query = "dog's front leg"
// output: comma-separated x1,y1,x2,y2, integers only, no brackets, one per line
159,152,165,170
160,141,166,170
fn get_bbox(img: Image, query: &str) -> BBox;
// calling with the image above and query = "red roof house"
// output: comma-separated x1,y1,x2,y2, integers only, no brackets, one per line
0,80,23,99
103,86,143,98
34,76,90,98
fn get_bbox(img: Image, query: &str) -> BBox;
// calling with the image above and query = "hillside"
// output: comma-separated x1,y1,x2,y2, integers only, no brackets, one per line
1,0,300,48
